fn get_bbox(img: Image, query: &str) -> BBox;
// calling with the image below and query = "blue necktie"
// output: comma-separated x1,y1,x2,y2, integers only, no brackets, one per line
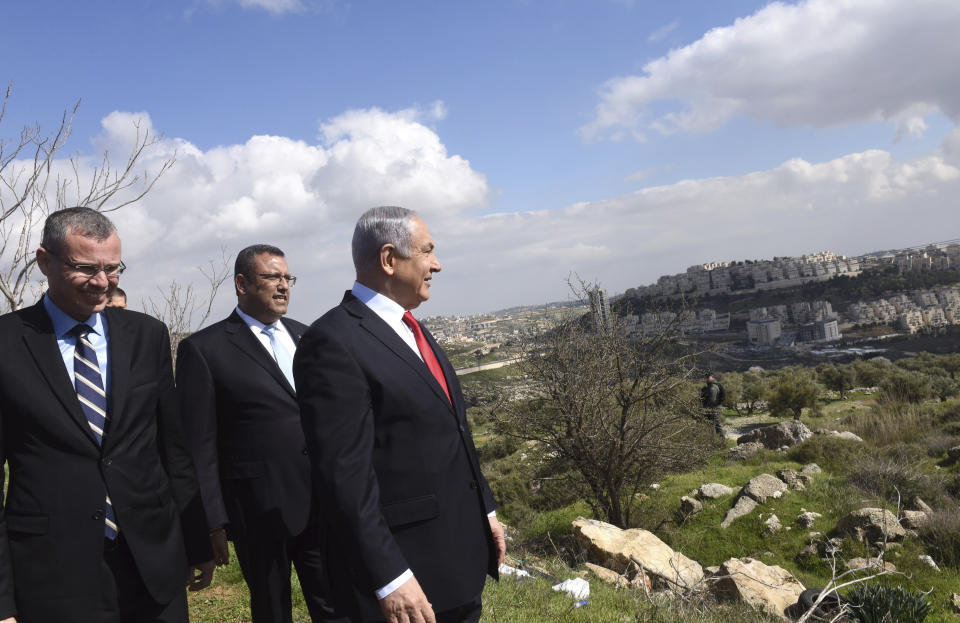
72,324,118,540
263,324,295,390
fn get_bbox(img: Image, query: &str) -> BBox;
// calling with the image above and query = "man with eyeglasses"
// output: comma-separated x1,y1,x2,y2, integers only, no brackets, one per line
176,244,342,623
0,207,215,622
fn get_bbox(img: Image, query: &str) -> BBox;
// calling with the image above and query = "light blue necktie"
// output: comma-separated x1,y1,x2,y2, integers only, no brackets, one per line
263,324,296,390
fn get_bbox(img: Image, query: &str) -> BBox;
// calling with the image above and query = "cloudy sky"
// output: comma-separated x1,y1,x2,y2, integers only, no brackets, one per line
3,0,959,319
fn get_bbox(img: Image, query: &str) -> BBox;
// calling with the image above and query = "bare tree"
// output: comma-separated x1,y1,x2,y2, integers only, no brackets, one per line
144,248,232,365
495,281,716,528
0,82,174,311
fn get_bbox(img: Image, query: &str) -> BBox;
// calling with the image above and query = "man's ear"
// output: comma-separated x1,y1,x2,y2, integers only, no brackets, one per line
235,273,248,295
379,244,397,276
36,247,53,278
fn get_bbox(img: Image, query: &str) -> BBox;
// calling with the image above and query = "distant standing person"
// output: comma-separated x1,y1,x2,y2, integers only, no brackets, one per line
176,244,342,623
107,286,127,309
700,373,725,435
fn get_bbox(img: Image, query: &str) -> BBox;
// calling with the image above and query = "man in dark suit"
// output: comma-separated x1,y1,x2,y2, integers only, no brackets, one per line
0,207,214,623
294,206,506,623
176,244,341,623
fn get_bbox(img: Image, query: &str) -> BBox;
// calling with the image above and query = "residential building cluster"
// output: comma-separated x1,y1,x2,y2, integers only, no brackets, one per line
627,308,731,336
745,300,841,346
422,304,586,347
846,286,960,333
894,243,960,274
626,251,861,299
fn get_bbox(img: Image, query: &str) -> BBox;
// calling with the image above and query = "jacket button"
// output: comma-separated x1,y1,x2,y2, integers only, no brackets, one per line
102,457,113,467
302,448,309,455
92,509,105,520
469,481,478,490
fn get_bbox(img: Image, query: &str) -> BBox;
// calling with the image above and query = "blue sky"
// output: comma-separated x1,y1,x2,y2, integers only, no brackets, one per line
3,0,959,318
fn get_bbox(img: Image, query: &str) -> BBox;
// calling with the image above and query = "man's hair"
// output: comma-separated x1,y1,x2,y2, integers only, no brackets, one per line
234,244,285,295
351,206,417,274
41,207,117,256
109,287,127,300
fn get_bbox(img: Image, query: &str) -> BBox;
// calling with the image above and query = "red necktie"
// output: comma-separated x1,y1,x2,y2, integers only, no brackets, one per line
402,311,451,404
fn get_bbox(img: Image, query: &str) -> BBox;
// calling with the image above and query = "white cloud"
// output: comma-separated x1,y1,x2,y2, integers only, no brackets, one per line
581,0,960,141
647,21,678,43
202,0,341,15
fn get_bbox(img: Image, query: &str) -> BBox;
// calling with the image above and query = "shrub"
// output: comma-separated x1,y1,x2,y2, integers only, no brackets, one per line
919,508,960,569
787,435,867,473
845,402,937,446
879,370,931,404
846,456,946,506
845,584,930,623
477,434,522,463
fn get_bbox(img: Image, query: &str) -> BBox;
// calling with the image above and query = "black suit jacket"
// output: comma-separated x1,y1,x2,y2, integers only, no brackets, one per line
176,311,312,538
294,292,497,621
0,302,212,621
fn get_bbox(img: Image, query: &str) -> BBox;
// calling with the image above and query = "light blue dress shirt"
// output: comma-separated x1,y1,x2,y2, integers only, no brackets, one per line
43,294,111,394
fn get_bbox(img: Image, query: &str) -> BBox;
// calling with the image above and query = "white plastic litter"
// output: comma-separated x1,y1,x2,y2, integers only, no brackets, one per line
552,577,590,600
498,563,531,578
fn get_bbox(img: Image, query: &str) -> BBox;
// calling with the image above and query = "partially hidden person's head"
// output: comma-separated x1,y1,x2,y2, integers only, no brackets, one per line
706,373,716,383
37,207,124,321
234,244,295,324
352,206,441,311
106,287,127,309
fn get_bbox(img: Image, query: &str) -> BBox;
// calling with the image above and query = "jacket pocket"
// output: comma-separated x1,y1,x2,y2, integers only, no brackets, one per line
5,513,49,535
380,494,438,527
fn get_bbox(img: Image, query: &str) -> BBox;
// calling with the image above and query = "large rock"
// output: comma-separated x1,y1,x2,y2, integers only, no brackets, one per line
742,474,789,503
712,557,805,621
721,496,758,528
571,517,704,592
680,496,703,517
815,428,864,442
900,510,928,530
729,442,765,460
800,463,822,475
845,558,896,572
737,421,813,450
776,469,805,491
584,562,628,587
698,483,734,499
909,496,933,514
834,508,906,543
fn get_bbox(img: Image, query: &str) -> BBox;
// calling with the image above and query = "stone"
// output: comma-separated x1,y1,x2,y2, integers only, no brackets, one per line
948,446,960,463
698,483,735,499
918,555,940,571
729,442,764,460
797,474,814,486
952,592,960,613
584,562,629,587
705,565,720,577
742,474,789,504
649,483,661,490
721,496,758,528
909,496,933,514
680,496,703,517
900,509,928,530
776,469,806,491
834,508,906,543
815,428,864,442
764,515,782,534
800,463,822,474
571,517,704,593
736,421,813,450
845,557,896,573
712,557,805,621
797,512,822,528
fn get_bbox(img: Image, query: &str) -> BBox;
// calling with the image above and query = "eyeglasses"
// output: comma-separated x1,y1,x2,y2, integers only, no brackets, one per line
256,273,297,287
49,252,126,278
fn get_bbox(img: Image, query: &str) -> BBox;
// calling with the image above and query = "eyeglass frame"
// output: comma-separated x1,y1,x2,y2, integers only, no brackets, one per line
46,251,126,279
254,272,297,287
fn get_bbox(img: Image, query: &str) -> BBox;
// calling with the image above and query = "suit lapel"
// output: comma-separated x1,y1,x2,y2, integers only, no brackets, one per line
104,308,132,445
421,324,465,417
343,294,455,413
20,302,101,448
226,311,296,398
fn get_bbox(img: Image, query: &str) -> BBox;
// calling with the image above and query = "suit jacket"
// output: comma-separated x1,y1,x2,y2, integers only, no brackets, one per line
294,292,498,621
176,311,312,538
0,302,212,621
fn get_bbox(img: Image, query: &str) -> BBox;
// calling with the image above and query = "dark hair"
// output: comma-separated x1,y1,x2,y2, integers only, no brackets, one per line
41,207,117,256
110,287,127,300
234,244,285,295
351,206,416,274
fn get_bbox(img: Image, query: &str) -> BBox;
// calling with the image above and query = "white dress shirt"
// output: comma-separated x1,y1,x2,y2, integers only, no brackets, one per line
234,306,297,359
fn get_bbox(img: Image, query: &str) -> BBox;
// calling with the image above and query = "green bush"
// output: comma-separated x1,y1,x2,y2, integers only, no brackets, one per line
787,435,867,473
845,584,930,623
918,508,960,569
477,434,522,463
845,456,946,506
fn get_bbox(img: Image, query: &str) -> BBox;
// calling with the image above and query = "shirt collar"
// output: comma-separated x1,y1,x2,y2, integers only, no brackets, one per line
43,294,105,339
235,306,286,335
352,281,407,324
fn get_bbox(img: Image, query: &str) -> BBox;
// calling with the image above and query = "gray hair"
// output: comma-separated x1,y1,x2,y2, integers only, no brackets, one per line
41,207,117,256
351,206,417,273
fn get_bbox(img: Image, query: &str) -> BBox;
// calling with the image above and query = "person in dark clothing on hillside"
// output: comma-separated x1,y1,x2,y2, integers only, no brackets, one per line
700,373,725,436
